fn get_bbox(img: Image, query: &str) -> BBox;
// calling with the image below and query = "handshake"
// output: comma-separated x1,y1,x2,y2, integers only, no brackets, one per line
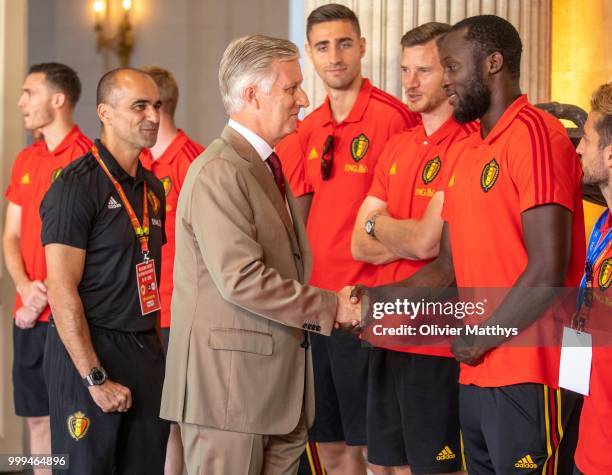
333,285,369,333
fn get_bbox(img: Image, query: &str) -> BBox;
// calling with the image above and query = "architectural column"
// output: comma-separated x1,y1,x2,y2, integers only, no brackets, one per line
303,0,551,111
0,0,26,464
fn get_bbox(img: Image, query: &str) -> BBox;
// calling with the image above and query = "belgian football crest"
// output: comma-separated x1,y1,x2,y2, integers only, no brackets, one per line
599,258,612,290
350,133,369,162
480,158,499,192
67,411,90,441
147,190,160,214
161,176,172,196
51,167,63,183
422,157,442,184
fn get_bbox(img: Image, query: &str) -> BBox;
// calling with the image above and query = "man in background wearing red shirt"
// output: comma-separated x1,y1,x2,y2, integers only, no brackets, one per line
140,65,204,475
351,22,476,475
277,4,419,473
3,62,91,468
574,82,612,475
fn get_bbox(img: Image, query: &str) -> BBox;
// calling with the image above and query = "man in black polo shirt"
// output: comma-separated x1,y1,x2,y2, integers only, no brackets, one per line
40,68,169,474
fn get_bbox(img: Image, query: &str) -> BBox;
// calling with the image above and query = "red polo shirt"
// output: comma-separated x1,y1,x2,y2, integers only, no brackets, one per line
367,117,477,356
278,78,420,290
575,212,612,475
441,95,586,388
5,126,92,322
140,130,204,328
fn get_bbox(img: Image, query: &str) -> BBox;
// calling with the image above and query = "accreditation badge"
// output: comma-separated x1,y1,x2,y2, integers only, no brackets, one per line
135,259,161,315
559,326,592,396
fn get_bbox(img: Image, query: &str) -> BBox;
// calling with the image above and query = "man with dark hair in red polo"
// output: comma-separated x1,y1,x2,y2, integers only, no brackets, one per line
277,4,419,473
347,14,586,475
3,62,91,465
351,22,477,475
139,65,204,475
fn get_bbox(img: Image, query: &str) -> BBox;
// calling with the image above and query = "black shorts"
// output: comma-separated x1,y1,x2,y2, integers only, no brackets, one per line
460,383,582,475
308,330,369,445
367,348,462,473
13,321,49,417
160,327,170,352
44,323,170,475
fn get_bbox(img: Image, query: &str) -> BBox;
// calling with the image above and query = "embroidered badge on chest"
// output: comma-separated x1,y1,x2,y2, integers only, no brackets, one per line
147,190,160,214
422,156,442,184
51,167,63,183
599,258,612,290
160,176,172,196
350,133,369,162
480,158,500,192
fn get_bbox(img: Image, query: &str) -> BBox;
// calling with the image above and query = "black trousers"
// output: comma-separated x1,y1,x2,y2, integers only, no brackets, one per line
44,324,169,475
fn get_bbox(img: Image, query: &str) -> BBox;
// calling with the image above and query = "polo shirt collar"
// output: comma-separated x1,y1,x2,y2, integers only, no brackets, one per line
321,78,373,126
36,125,84,156
480,94,529,145
142,129,189,166
413,116,462,146
94,139,145,185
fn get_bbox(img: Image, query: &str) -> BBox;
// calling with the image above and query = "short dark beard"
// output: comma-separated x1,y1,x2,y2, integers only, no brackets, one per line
453,69,491,123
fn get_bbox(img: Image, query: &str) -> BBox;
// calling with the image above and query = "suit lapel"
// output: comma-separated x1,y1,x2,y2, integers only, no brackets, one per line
221,126,298,245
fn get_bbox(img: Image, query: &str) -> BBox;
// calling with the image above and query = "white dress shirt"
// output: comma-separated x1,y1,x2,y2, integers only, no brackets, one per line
227,119,293,222
228,119,273,163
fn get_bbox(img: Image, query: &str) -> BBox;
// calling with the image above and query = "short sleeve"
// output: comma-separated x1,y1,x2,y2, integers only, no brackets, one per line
367,137,398,202
509,117,579,213
276,130,311,197
40,173,96,250
4,151,28,205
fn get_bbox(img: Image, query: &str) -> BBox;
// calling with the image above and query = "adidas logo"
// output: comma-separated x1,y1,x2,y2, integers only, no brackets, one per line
436,446,456,461
514,454,537,469
107,196,122,209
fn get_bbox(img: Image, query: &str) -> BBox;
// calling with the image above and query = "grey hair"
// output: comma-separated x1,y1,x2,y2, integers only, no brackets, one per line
218,35,299,115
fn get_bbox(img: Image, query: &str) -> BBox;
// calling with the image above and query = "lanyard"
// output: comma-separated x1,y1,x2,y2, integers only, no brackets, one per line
574,210,611,330
580,210,612,293
91,146,151,259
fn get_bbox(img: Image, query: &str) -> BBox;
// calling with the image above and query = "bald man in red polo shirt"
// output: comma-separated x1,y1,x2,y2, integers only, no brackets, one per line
139,65,204,475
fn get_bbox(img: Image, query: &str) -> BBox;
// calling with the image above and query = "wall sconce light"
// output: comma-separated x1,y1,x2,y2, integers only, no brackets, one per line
93,0,134,67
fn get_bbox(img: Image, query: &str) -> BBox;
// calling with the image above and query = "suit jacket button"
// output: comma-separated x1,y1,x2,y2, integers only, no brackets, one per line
294,253,301,261
316,325,321,331
302,323,308,329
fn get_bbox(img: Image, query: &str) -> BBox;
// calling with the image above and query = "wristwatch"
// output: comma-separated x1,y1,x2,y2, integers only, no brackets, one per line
365,213,381,238
83,367,108,387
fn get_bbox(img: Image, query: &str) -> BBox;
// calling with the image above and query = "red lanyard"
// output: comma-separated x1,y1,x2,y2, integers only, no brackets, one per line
91,146,150,257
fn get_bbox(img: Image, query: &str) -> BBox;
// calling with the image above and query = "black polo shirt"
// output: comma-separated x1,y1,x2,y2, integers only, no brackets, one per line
41,139,166,332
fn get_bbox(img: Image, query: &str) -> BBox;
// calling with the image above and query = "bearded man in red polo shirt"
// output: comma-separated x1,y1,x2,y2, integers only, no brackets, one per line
347,15,585,475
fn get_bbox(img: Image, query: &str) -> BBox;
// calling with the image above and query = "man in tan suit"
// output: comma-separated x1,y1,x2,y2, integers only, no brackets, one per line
160,35,361,475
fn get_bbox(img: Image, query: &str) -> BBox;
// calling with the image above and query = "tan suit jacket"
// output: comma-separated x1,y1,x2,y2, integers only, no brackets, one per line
160,126,337,435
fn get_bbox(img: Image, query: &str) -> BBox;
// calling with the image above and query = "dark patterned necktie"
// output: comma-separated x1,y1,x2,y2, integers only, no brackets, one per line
266,152,286,199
